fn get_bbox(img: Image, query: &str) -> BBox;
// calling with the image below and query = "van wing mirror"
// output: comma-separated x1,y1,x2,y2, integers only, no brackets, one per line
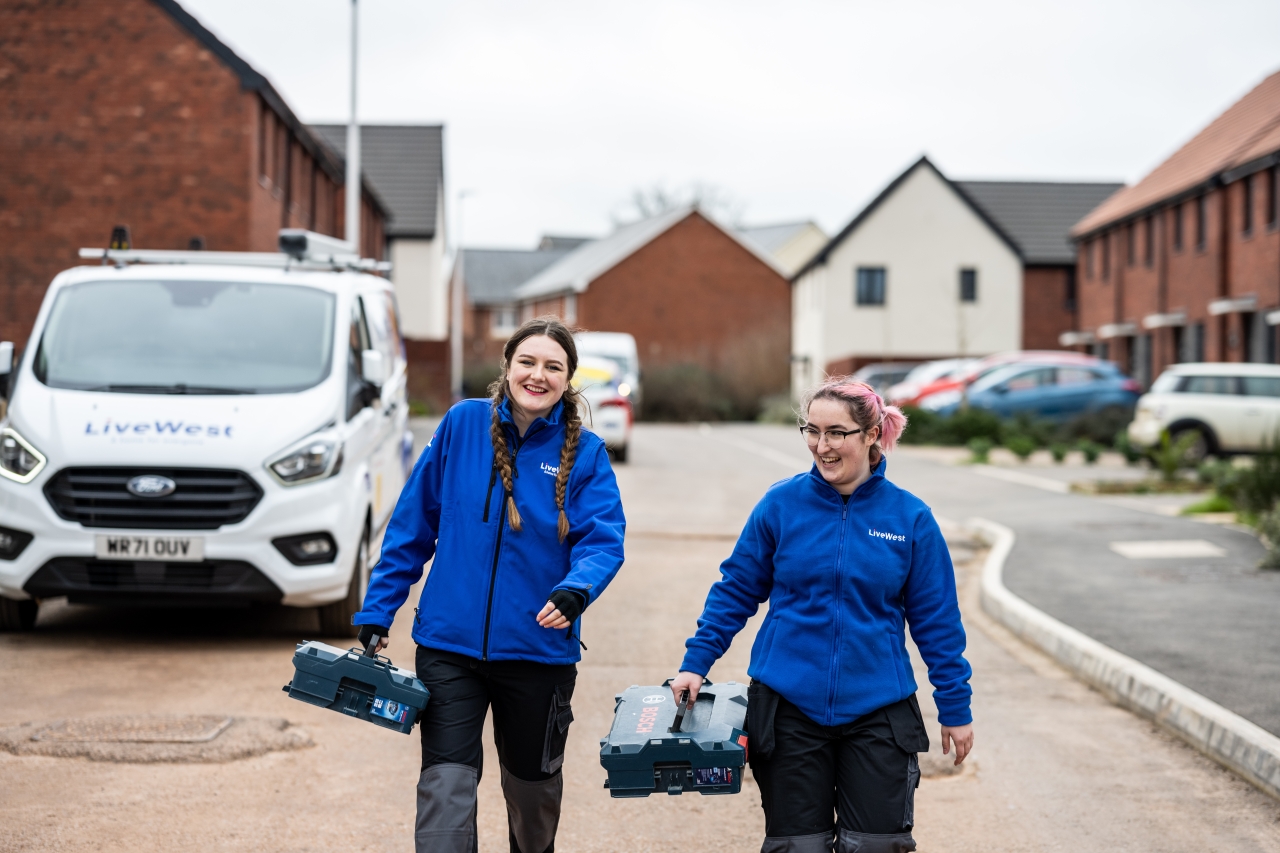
360,350,389,387
0,342,13,403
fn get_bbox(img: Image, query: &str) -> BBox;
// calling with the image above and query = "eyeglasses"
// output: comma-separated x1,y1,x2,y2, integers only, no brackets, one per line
799,426,864,449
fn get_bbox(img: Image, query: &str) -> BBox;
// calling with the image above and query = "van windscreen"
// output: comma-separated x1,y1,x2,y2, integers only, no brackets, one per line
34,280,337,394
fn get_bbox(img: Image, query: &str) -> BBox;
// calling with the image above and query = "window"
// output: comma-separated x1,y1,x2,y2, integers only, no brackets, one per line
855,267,886,306
1058,367,1099,386
1064,268,1077,311
1004,367,1055,392
1144,215,1154,266
1101,234,1111,280
1242,175,1254,236
959,268,977,302
563,293,577,324
1269,167,1278,228
1126,224,1136,266
1180,375,1239,395
1173,204,1184,251
1196,195,1207,250
1243,376,1280,397
346,301,373,421
491,305,518,337
1085,240,1095,278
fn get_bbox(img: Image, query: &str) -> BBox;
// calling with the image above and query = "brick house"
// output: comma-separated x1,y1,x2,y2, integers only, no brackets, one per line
0,0,387,350
790,156,1120,394
1068,69,1280,388
312,124,448,408
513,208,791,414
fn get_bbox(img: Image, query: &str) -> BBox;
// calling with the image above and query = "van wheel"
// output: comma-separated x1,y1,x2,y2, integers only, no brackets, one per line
612,443,629,464
316,525,370,638
0,597,38,632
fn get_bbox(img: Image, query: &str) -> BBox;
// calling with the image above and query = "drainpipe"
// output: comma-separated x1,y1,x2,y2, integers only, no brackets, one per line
344,0,361,254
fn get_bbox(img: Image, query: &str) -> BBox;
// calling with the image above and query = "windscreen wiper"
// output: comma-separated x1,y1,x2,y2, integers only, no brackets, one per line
88,384,256,395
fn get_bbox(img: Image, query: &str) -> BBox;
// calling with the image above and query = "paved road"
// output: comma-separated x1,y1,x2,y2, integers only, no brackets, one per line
2,422,1278,852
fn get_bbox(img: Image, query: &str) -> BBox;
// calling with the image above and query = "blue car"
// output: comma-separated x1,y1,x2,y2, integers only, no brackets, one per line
920,361,1141,422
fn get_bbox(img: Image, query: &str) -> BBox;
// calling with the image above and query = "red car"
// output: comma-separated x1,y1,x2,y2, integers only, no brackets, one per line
906,350,1105,409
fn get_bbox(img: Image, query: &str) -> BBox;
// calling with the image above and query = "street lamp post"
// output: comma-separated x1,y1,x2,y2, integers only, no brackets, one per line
450,190,475,402
344,0,361,253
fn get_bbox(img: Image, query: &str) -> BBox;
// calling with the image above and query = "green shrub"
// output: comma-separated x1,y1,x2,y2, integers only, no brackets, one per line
1149,429,1200,483
1061,405,1135,446
756,393,798,425
1181,493,1235,515
1257,508,1280,569
640,363,756,421
1114,430,1146,465
1233,447,1280,514
967,437,993,464
1078,440,1102,464
1004,434,1037,461
1050,442,1069,463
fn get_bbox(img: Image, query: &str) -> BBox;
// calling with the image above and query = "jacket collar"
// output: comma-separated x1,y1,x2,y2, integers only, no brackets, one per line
807,454,887,502
496,396,564,439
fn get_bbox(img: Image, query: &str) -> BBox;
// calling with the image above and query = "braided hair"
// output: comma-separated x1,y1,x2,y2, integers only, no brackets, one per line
486,316,584,543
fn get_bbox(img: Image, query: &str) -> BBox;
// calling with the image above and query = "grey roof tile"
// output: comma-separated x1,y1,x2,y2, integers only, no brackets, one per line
461,248,576,306
955,180,1124,264
737,221,816,254
310,124,443,239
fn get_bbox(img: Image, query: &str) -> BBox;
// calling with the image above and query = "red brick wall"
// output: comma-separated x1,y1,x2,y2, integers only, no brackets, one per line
0,0,383,350
1021,266,1077,350
570,212,791,405
1074,171,1280,377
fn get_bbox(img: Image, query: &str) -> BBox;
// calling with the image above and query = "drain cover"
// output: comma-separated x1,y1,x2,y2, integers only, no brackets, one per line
0,716,312,763
32,715,233,744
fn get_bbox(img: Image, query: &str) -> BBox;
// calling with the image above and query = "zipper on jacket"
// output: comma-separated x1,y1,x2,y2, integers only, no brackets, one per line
481,433,521,660
481,465,498,522
826,500,849,725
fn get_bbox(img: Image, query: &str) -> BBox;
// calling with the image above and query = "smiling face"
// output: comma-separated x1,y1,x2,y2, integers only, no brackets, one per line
506,334,570,428
804,397,879,495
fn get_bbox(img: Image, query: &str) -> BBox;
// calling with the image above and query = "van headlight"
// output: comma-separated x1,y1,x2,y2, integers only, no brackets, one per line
0,426,46,484
267,435,343,486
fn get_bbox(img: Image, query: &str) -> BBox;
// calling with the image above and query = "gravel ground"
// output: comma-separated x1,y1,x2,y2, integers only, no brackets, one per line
1,424,1277,852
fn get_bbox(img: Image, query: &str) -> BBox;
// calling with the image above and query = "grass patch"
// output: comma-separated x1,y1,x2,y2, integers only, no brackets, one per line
1078,479,1206,495
1181,493,1235,514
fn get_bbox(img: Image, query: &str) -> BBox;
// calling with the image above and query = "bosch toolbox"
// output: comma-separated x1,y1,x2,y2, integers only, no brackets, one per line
599,679,748,797
283,640,429,734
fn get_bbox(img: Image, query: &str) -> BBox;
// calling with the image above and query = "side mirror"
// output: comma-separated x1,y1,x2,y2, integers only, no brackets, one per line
360,350,389,387
992,384,1009,395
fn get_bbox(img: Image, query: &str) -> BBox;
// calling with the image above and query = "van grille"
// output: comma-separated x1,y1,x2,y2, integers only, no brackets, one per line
43,467,263,530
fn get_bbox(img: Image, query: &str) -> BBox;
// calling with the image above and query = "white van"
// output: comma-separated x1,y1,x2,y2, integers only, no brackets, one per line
575,331,641,412
0,232,412,633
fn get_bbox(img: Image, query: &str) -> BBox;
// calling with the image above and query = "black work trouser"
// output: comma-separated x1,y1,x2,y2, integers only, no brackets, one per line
414,646,577,853
748,681,928,853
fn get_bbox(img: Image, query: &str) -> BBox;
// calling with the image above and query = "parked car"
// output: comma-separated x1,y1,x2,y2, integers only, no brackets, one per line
886,358,978,407
1128,363,1280,460
0,231,412,633
908,350,1104,409
573,356,633,462
575,332,641,413
921,360,1140,422
852,362,922,393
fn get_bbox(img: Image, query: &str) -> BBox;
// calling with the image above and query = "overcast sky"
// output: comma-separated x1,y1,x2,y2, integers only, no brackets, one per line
182,0,1280,249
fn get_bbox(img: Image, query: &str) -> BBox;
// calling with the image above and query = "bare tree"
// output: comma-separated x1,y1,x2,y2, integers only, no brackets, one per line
612,182,746,227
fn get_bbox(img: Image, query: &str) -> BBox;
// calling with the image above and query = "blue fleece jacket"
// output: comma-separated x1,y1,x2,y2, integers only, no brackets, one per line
354,397,626,664
680,457,972,727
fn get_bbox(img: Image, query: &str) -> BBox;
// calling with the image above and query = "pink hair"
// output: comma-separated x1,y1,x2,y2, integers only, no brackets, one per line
802,377,909,462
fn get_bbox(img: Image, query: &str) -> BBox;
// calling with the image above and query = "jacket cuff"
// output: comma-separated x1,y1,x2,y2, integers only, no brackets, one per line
679,650,713,677
352,612,394,628
936,704,973,727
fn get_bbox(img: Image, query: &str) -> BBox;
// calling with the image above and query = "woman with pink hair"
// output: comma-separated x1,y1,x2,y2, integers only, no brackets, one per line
671,378,974,853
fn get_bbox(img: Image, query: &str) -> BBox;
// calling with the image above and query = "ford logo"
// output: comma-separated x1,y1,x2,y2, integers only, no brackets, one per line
126,475,176,498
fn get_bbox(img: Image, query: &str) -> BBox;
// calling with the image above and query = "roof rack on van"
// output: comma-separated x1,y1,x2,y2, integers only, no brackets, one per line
78,229,392,273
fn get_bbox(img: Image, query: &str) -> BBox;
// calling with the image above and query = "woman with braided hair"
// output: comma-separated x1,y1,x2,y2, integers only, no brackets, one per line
354,317,625,853
671,377,973,853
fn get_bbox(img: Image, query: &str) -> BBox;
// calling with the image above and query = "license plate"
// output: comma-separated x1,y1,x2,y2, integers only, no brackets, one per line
94,535,204,562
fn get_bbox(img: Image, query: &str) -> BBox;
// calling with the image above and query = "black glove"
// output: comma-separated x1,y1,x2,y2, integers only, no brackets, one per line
546,589,586,625
357,624,390,651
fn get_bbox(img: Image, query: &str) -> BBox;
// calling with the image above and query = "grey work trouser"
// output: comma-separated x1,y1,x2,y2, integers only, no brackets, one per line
413,647,576,853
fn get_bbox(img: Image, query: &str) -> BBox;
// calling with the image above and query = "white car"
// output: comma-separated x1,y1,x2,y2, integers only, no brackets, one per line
0,232,411,633
1128,362,1280,458
575,331,640,413
573,357,632,462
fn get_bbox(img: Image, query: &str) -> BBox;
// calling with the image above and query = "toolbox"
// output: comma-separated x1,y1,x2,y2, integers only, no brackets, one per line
599,678,748,797
282,639,429,734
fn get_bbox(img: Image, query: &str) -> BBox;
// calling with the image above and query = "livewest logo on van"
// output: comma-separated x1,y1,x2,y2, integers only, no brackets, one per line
83,418,236,443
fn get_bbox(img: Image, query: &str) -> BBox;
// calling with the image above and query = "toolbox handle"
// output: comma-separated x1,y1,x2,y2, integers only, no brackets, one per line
671,689,693,732
362,634,382,659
